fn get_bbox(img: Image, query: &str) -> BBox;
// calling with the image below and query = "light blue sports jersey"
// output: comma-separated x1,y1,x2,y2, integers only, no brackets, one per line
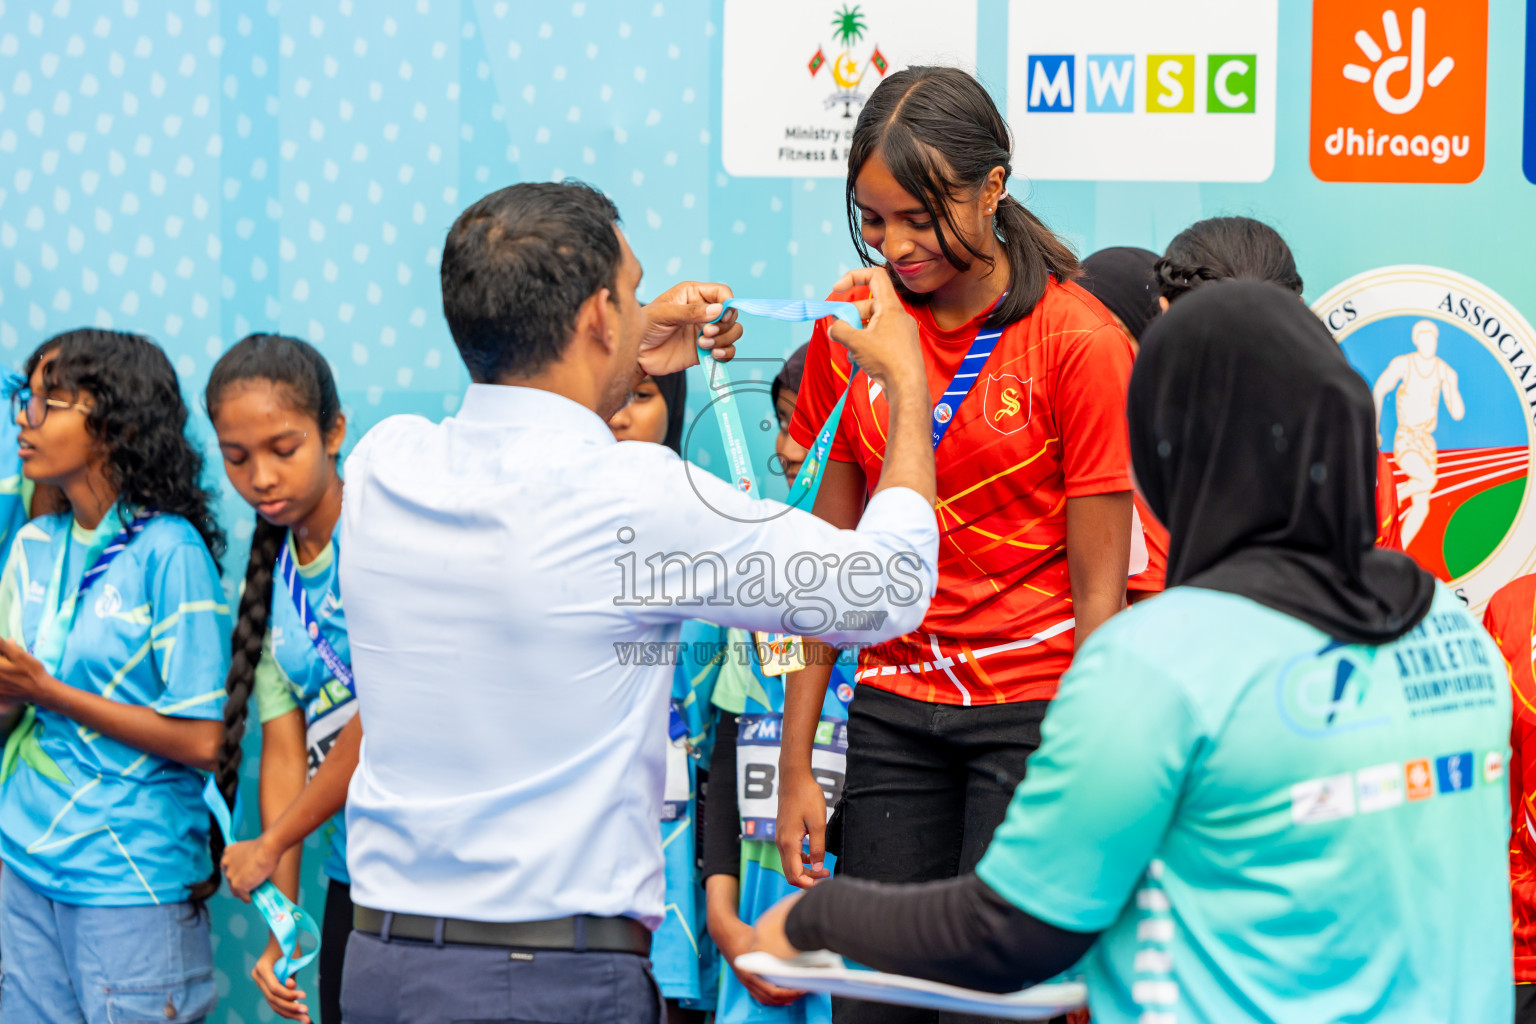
0,510,232,906
977,585,1513,1024
715,631,855,1024
255,525,354,884
653,620,724,1006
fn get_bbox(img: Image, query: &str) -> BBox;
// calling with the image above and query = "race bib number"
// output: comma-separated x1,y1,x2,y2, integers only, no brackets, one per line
662,735,691,822
304,699,358,781
736,712,847,840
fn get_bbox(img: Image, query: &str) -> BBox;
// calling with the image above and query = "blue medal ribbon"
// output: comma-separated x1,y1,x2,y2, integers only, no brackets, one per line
930,323,1006,449
202,777,322,982
702,298,864,509
275,539,354,696
1,510,156,785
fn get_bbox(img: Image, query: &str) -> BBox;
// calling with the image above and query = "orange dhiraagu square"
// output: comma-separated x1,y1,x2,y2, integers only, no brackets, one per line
1310,0,1488,183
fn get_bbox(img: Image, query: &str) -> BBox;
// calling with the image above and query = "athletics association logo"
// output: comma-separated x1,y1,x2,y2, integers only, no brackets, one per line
1310,1,1487,183
1313,266,1536,611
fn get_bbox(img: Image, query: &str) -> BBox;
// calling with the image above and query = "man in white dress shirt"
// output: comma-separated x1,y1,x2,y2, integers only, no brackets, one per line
336,181,940,1023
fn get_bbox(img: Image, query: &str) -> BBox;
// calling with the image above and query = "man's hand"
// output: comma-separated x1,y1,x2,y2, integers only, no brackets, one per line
253,937,311,1023
775,769,832,890
640,281,743,375
748,892,806,961
824,268,923,392
222,834,282,902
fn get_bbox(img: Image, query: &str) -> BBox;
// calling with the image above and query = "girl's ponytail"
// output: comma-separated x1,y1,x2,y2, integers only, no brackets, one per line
189,514,286,902
992,195,1080,325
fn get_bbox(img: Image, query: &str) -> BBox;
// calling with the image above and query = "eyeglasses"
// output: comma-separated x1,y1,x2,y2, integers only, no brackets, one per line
10,388,92,429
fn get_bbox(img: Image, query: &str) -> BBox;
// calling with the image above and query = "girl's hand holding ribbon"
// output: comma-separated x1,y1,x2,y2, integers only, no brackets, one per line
253,936,312,1024
223,834,282,902
823,268,924,391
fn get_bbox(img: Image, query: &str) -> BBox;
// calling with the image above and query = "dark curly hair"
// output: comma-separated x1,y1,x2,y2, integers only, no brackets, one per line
27,329,225,562
1153,216,1304,305
197,334,342,903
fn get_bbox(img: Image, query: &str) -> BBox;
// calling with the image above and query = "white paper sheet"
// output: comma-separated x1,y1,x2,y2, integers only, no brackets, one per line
733,951,1087,1021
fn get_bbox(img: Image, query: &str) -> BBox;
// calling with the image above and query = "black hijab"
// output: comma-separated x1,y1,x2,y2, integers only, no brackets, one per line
1128,280,1435,644
1080,246,1161,341
653,370,688,456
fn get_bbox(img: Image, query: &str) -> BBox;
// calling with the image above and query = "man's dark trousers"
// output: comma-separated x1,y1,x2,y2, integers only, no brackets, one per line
339,930,663,1023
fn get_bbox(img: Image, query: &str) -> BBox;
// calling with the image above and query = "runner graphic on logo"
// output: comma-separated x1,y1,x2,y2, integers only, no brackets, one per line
1371,319,1466,546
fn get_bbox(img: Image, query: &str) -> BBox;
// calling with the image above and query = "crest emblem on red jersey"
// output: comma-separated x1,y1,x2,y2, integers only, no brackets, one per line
983,374,1032,435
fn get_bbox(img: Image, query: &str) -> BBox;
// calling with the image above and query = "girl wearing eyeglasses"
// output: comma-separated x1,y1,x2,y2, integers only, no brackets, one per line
0,328,231,1024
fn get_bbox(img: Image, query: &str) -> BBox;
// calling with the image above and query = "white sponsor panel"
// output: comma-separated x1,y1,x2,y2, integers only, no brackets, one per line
1006,0,1277,181
721,0,977,177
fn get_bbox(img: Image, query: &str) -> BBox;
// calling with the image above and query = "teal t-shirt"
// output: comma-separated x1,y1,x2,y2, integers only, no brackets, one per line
0,511,232,906
254,526,354,885
976,584,1512,1024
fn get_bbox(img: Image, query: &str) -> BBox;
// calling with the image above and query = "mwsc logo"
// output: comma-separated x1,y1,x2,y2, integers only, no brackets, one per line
1310,1,1487,183
1007,0,1276,181
1023,53,1256,115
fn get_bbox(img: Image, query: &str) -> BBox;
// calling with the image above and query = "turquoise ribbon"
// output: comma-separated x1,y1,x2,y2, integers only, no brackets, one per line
702,298,862,509
203,777,322,982
717,298,862,328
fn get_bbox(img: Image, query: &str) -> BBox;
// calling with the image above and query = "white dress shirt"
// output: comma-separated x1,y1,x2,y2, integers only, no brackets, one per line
340,383,937,926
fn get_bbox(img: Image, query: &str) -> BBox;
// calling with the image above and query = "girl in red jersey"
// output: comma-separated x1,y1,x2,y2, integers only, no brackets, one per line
1480,574,1536,1023
774,65,1134,1024
1080,246,1168,603
1151,216,1404,551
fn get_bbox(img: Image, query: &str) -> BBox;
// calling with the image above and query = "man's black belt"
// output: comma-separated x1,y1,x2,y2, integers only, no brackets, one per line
353,906,651,955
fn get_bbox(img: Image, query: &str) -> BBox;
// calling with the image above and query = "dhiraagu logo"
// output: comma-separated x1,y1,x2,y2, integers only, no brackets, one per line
1310,0,1487,183
1008,0,1276,180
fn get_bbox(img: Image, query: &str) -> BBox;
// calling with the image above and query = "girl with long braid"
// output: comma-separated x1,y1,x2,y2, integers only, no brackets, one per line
204,335,357,1024
0,329,230,1024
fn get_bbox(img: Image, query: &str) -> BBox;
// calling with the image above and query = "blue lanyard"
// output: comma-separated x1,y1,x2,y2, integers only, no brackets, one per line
202,777,323,982
0,511,155,789
274,539,354,696
930,323,1006,449
703,299,863,509
30,511,154,670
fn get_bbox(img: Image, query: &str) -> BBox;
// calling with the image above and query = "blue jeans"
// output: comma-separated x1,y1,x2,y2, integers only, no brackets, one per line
0,869,215,1024
342,929,664,1023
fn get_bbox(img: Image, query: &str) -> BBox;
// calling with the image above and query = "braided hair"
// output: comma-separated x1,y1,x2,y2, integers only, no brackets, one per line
845,66,1080,327
1153,216,1304,306
192,334,341,902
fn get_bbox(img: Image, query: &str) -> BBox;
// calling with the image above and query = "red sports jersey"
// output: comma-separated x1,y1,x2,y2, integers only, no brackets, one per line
1128,493,1169,594
1376,451,1403,550
789,278,1134,705
1482,574,1536,982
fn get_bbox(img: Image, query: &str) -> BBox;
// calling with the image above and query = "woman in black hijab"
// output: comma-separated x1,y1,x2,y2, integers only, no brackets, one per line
745,282,1510,1024
1079,246,1161,342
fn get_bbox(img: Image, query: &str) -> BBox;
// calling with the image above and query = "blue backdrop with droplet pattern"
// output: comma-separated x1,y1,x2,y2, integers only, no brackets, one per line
2,1,1535,1021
